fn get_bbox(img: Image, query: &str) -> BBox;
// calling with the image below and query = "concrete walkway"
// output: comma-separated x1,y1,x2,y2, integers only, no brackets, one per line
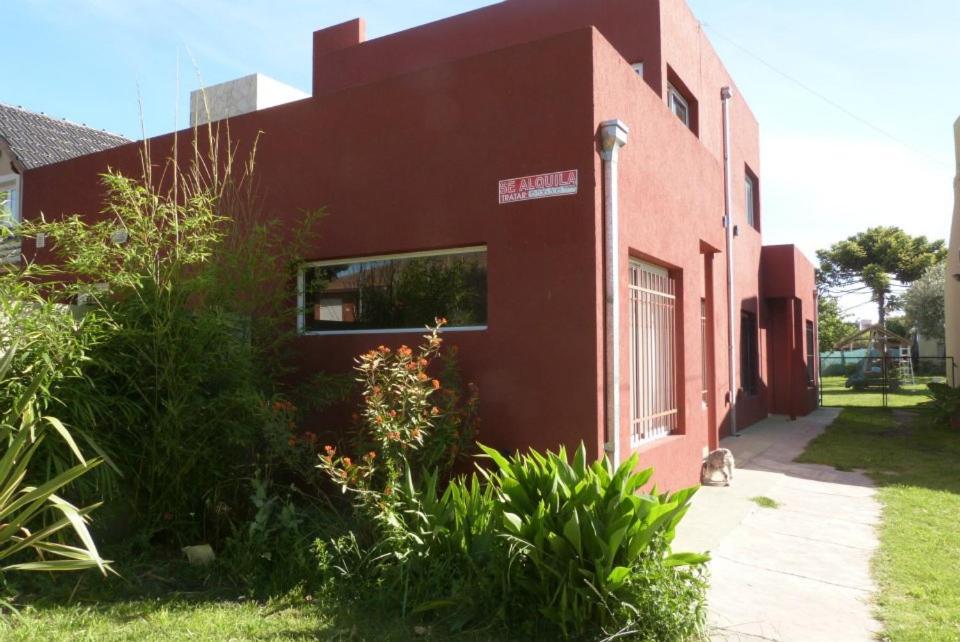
674,409,882,642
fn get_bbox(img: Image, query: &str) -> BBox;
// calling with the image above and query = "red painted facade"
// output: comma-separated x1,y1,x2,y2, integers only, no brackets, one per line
21,0,818,490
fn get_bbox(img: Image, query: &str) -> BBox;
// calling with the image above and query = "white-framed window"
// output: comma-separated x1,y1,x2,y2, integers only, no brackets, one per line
631,62,644,78
667,84,690,127
629,260,678,445
745,168,759,229
0,174,20,228
297,246,487,335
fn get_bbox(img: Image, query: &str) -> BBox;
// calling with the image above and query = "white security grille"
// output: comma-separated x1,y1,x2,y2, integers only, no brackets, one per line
629,260,678,445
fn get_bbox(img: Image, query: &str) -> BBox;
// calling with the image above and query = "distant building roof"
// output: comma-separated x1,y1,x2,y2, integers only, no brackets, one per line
0,103,129,170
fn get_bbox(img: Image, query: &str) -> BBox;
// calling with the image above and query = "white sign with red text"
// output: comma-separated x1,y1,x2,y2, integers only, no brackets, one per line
498,170,578,205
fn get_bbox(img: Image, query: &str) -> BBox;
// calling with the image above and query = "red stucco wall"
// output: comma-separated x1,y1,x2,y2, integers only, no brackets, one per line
21,0,819,490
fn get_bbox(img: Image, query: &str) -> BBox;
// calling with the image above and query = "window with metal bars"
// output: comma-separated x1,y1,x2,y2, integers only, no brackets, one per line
806,321,815,385
629,260,678,445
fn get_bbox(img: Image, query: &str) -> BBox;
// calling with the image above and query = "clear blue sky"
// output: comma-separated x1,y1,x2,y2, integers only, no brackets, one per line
8,1,959,320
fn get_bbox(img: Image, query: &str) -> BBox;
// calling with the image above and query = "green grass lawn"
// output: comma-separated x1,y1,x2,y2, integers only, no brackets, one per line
0,556,431,641
796,407,960,641
819,375,941,409
5,596,329,642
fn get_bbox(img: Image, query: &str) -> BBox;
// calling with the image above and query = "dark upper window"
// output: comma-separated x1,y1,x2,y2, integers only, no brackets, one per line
667,84,690,127
806,321,816,385
299,246,487,334
740,310,759,396
665,66,698,136
745,166,760,230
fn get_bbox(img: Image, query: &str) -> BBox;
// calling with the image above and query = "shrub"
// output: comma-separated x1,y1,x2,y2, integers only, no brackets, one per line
926,382,960,426
315,327,707,639
20,132,326,546
0,347,111,578
481,443,708,638
317,321,479,509
219,473,337,596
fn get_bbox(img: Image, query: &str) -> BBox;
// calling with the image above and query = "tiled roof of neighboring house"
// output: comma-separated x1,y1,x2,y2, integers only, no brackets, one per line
0,102,130,170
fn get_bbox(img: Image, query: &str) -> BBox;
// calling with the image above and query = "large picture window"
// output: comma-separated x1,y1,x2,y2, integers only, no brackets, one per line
740,310,759,396
629,260,678,445
298,246,487,334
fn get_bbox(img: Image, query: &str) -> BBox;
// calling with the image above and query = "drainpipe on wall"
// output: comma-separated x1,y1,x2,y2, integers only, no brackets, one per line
600,119,629,466
721,87,739,437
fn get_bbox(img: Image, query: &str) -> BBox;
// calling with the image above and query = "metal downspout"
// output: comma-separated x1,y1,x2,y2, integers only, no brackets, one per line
600,120,629,466
721,87,738,437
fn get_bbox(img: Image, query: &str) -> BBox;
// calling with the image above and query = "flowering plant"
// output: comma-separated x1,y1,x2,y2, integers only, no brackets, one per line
261,396,325,487
317,319,478,506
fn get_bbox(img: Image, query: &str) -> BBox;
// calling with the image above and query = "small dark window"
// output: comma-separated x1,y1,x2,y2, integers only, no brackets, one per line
668,84,690,127
665,66,698,136
740,310,759,396
745,166,760,230
806,321,816,385
300,247,487,333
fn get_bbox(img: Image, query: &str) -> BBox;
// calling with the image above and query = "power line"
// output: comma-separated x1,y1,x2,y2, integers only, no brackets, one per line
700,22,953,170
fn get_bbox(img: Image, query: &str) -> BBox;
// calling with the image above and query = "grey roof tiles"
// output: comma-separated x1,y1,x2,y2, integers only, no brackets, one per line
0,103,129,170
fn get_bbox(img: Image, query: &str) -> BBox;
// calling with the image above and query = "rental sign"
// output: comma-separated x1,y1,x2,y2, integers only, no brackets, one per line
498,170,578,205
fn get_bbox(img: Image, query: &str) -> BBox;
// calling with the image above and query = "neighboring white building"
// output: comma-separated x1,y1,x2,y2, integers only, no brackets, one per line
0,103,128,263
948,117,960,386
189,74,308,127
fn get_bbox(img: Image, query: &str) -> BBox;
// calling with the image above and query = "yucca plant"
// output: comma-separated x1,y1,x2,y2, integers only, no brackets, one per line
0,346,110,577
479,443,708,637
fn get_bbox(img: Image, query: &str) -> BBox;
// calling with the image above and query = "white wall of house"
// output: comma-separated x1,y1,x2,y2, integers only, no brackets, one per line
947,116,960,386
189,73,308,127
0,140,21,264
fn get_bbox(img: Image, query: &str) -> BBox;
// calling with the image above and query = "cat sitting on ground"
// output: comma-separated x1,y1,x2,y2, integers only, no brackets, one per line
701,448,735,486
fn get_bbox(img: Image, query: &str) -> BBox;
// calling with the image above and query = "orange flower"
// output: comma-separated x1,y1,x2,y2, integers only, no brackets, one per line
367,451,377,460
343,457,352,467
288,436,297,447
398,346,413,358
377,345,391,354
324,444,336,455
418,358,429,368
384,486,393,496
387,431,401,441
431,379,441,390
430,406,440,416
418,372,429,382
411,428,421,439
389,410,397,418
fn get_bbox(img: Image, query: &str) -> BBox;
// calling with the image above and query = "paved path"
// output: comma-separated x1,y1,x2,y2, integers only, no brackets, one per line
674,409,883,642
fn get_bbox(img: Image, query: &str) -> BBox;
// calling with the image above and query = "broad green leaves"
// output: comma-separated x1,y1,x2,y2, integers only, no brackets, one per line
0,357,111,577
478,443,708,636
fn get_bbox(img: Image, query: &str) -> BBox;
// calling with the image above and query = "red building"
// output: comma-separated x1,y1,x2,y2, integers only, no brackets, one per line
21,0,818,489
